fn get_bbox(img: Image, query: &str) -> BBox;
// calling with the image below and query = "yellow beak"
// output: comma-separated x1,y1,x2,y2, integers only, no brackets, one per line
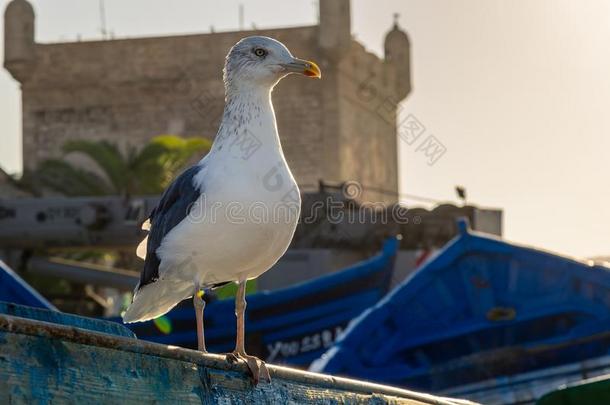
302,60,322,78
282,58,322,79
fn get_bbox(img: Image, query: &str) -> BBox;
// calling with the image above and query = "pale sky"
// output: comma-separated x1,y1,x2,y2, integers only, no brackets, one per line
1,0,609,259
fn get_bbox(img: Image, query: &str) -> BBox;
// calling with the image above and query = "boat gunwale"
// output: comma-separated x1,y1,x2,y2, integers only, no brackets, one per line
0,313,471,405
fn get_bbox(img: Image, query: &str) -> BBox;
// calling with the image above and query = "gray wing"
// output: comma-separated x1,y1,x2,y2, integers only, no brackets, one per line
138,164,203,290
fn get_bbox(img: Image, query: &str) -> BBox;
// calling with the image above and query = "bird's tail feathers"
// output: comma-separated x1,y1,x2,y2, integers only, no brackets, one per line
122,279,192,323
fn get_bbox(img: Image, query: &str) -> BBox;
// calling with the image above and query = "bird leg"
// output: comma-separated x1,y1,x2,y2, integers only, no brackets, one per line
193,290,207,352
226,280,270,385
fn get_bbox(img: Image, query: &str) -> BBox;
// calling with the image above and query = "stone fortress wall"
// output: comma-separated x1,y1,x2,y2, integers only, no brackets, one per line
4,0,411,203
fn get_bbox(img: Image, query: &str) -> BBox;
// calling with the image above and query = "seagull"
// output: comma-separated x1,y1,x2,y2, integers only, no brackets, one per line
122,36,321,383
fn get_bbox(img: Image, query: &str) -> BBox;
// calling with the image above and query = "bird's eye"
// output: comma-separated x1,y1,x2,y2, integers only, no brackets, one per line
253,48,267,58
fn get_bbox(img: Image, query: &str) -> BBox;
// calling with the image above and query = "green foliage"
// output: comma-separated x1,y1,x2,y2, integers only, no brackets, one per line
23,159,113,196
214,279,258,300
22,135,211,197
136,135,212,192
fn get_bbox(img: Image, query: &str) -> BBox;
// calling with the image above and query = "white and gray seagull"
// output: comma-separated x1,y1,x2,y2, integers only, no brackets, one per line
122,36,320,383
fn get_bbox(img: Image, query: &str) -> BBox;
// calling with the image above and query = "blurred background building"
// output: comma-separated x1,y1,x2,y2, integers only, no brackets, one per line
1,0,502,305
5,0,411,204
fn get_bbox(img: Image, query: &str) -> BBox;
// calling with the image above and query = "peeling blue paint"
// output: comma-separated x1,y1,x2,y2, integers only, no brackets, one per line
0,304,469,404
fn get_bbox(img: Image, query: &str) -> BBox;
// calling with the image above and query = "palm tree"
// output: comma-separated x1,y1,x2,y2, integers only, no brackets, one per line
22,135,211,197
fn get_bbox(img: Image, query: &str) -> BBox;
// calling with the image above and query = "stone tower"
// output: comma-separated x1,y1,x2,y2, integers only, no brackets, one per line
3,0,411,204
4,0,35,82
318,0,351,60
384,15,411,100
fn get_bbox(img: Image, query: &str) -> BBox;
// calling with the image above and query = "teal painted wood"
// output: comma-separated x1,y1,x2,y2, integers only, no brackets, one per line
0,301,135,338
0,311,475,405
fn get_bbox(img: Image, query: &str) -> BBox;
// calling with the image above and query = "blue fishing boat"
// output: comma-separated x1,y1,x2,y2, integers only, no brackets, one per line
312,219,610,404
113,237,399,368
0,259,56,310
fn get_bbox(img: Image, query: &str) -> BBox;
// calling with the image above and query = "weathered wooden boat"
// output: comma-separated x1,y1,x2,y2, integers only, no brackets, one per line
312,219,610,404
0,302,474,404
112,237,399,368
537,373,610,405
443,353,610,405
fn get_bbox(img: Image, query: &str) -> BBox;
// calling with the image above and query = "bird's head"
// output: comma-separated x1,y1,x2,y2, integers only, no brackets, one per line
223,36,321,93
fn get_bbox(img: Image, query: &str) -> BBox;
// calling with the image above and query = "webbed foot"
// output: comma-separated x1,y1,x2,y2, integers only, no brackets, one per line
226,352,271,385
